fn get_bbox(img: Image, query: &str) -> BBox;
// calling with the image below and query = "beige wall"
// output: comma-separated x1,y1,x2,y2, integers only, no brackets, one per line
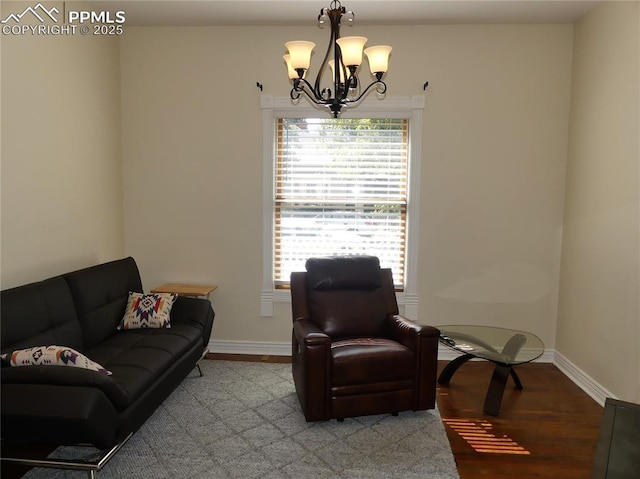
557,1,640,401
120,24,573,346
4,2,637,401
1,24,124,288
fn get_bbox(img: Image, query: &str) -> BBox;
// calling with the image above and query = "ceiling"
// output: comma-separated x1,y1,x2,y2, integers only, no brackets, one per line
89,0,603,27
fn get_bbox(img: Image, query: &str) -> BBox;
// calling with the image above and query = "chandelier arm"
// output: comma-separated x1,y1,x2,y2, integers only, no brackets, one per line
343,79,387,104
290,78,327,105
340,66,359,101
313,6,345,102
313,26,335,99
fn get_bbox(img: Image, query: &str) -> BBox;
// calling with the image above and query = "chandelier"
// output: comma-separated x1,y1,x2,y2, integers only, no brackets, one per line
284,0,392,118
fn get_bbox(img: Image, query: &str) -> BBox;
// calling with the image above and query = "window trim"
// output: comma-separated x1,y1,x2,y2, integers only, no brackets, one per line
260,95,424,319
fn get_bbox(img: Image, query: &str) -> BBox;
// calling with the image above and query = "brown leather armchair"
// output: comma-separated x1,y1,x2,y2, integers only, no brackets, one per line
290,255,440,422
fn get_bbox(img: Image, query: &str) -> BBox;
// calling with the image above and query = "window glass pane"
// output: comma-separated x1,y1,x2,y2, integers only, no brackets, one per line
275,118,408,287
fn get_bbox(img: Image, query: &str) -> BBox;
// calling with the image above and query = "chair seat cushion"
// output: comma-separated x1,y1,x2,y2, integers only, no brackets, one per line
331,338,415,386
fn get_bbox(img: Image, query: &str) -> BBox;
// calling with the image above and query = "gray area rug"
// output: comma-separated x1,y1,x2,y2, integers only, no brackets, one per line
24,360,460,478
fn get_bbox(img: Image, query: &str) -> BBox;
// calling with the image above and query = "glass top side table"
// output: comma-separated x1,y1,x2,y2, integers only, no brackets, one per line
437,324,545,416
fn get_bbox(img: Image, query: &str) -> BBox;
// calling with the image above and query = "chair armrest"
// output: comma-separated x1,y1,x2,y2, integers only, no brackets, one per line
385,315,440,410
385,315,440,349
292,318,331,421
293,318,330,346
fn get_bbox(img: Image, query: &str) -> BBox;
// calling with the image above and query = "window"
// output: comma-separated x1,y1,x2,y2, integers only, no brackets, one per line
275,118,408,288
261,95,424,318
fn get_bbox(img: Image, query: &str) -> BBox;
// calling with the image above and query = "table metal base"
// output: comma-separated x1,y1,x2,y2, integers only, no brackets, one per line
438,353,524,416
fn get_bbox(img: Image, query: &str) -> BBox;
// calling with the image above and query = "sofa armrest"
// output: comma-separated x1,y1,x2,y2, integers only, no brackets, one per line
170,296,215,348
1,366,130,410
1,383,119,449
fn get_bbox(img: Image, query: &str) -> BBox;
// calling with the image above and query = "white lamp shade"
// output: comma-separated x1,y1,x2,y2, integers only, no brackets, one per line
336,36,367,67
328,60,347,83
364,45,392,74
283,54,299,80
285,41,315,70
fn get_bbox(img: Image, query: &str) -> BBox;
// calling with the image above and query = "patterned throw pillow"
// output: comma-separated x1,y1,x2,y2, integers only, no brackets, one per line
118,292,178,330
1,345,111,375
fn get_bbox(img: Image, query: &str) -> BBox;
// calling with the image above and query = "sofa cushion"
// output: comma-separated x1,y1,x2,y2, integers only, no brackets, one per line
1,323,206,413
118,292,177,330
1,345,111,375
85,323,204,408
0,277,83,353
63,257,143,349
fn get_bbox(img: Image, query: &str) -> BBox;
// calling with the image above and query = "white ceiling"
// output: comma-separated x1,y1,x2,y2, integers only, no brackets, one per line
89,0,603,27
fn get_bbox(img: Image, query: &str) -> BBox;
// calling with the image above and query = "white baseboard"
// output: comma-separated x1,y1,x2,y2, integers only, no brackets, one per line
552,351,615,406
208,339,290,357
207,340,610,406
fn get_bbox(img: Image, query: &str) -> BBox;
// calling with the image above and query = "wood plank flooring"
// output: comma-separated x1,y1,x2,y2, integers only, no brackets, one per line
2,355,604,479
434,360,603,479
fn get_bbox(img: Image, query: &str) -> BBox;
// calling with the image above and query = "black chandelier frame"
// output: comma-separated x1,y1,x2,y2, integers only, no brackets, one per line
289,1,388,118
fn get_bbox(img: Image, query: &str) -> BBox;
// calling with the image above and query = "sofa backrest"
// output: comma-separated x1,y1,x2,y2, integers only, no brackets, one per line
63,257,143,349
1,276,83,353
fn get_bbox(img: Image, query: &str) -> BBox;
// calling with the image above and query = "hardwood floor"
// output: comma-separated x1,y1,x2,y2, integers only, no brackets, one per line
2,355,603,479
434,360,603,479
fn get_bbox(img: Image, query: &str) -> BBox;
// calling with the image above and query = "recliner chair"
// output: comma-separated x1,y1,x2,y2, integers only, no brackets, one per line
290,255,440,422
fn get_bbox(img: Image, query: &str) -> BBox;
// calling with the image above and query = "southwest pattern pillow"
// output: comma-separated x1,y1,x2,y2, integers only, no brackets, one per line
1,345,111,375
118,292,177,330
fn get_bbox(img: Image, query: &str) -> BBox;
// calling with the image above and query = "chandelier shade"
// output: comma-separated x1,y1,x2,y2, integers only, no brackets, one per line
328,60,347,84
284,1,391,117
364,45,393,75
335,36,367,67
285,41,316,70
283,55,298,80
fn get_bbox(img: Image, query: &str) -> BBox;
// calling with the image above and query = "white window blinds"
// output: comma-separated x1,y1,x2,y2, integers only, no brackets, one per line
274,117,409,288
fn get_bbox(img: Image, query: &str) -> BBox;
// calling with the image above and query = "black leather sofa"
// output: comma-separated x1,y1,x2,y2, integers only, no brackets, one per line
1,257,214,460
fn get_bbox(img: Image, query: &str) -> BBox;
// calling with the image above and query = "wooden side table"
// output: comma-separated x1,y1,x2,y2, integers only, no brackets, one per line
151,283,217,300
